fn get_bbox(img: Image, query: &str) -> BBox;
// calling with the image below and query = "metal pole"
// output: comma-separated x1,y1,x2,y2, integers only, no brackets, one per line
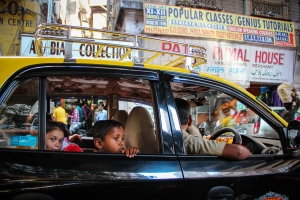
106,0,111,30
47,0,53,23
38,77,47,150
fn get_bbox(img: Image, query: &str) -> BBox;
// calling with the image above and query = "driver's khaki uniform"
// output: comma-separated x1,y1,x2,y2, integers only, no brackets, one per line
182,129,226,156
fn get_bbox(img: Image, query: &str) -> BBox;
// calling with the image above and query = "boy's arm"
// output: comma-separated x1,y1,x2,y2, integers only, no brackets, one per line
69,134,82,142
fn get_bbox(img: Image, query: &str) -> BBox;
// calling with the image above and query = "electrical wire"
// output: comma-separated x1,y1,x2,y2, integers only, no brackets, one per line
26,7,56,23
109,18,124,31
5,4,52,55
0,7,8,13
6,7,24,56
4,0,55,56
21,11,37,56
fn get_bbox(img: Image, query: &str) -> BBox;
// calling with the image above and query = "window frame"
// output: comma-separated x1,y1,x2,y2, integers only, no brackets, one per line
164,71,288,155
0,64,176,154
250,0,291,20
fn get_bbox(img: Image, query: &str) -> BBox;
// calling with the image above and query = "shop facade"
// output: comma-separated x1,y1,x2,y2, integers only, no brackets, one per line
112,1,299,107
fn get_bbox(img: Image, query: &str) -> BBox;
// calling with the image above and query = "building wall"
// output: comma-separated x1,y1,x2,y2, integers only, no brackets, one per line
223,0,244,15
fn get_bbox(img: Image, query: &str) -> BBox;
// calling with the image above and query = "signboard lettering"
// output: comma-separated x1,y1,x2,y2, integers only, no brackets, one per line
144,38,295,85
213,47,250,62
0,0,35,28
255,51,283,65
144,3,296,47
0,0,19,15
22,35,137,61
11,135,37,148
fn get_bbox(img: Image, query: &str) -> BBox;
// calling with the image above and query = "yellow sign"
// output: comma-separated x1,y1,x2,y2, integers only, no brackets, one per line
144,3,296,47
0,0,38,56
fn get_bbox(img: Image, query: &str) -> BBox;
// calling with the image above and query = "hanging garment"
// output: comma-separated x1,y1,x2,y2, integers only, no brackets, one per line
271,90,282,107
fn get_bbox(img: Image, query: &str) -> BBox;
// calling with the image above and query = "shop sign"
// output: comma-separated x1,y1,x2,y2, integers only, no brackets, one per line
21,35,137,61
0,0,37,33
0,0,38,55
144,38,295,84
143,3,296,47
121,1,143,9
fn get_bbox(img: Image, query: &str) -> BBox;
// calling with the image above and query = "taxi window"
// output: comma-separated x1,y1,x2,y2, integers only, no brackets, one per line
170,82,280,153
45,76,160,154
0,78,39,149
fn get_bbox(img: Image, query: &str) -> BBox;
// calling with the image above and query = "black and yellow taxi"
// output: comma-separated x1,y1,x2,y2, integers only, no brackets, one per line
0,24,300,200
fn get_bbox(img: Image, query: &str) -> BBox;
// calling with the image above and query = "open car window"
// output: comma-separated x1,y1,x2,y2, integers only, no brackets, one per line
46,76,160,154
0,78,39,149
170,81,282,154
0,75,161,154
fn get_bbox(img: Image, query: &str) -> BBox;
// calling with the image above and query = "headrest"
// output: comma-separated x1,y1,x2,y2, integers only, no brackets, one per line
124,106,158,154
112,110,128,127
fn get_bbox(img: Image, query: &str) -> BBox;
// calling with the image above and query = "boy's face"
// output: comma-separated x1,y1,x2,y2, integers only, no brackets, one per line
46,129,64,151
94,126,125,153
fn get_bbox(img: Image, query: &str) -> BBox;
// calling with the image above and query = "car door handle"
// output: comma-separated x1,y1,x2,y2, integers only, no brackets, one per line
207,186,234,200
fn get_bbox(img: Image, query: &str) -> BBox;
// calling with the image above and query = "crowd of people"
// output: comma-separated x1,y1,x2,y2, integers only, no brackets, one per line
52,100,108,130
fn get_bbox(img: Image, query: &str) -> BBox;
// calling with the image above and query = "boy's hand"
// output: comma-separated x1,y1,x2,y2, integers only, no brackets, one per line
122,147,139,158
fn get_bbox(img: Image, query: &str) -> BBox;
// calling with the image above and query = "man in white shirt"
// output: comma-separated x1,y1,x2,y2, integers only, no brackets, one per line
96,103,107,121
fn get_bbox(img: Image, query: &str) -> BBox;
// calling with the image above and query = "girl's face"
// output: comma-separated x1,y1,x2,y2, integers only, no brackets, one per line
46,129,64,151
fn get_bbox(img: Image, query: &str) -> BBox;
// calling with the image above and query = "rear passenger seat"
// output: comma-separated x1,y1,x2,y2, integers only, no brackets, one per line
112,110,128,127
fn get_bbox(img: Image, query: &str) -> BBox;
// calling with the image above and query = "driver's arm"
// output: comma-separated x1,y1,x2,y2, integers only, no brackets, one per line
183,130,250,160
222,144,251,160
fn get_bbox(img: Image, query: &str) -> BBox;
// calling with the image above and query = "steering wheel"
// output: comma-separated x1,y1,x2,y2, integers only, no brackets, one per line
209,127,242,144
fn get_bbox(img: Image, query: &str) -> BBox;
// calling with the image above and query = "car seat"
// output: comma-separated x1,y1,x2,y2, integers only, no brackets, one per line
112,110,128,127
124,106,158,154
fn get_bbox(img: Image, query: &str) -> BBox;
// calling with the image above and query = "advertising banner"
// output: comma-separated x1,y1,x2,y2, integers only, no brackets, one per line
144,3,296,48
194,40,295,84
144,37,295,85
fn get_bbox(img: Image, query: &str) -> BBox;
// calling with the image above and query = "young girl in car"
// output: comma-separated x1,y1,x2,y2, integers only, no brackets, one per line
46,121,83,152
93,120,138,158
46,121,67,151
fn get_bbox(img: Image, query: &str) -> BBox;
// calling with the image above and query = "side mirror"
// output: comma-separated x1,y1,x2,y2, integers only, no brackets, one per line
287,120,300,151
